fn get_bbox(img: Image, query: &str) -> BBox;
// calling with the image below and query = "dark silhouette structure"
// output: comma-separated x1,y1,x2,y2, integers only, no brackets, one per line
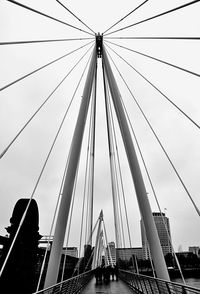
0,198,41,294
96,33,102,58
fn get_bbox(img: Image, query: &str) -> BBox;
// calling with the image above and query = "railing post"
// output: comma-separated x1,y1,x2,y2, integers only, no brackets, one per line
165,281,172,294
148,278,155,294
155,279,162,294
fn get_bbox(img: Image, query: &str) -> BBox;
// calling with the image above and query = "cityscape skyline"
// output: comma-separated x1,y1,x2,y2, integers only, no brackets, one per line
35,211,199,258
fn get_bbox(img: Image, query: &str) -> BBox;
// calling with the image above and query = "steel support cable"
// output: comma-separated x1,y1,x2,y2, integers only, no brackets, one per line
107,75,139,273
106,40,200,78
37,141,74,291
62,76,95,280
83,135,92,246
85,218,99,251
80,139,90,252
105,46,200,218
107,49,186,282
0,41,93,93
0,44,94,160
0,58,88,279
104,0,200,36
102,64,123,249
79,60,97,260
73,218,98,276
57,54,93,273
106,88,126,248
0,37,93,46
105,50,138,271
76,215,99,275
56,0,95,35
84,250,94,271
6,0,94,36
108,85,134,249
84,101,94,247
118,80,186,284
103,0,149,35
38,55,93,286
147,242,156,278
81,127,91,247
80,78,96,253
61,161,80,283
105,36,200,40
36,145,73,291
85,68,97,246
107,87,139,273
105,44,200,130
103,70,122,247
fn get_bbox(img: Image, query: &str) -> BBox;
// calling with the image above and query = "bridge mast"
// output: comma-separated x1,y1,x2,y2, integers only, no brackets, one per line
44,46,97,288
102,44,170,281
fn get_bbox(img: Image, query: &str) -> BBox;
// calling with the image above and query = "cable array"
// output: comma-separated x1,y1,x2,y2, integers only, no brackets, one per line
1,0,200,289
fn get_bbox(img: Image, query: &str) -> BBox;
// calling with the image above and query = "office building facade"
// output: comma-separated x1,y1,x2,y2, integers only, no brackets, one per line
141,212,172,259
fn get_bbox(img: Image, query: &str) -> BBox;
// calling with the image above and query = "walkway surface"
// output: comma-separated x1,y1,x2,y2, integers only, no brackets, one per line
81,277,136,294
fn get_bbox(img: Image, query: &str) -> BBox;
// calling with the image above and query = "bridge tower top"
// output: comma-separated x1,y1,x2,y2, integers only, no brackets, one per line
96,33,103,58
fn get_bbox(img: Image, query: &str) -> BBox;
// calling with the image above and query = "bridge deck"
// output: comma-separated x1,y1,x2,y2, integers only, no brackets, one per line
81,277,136,294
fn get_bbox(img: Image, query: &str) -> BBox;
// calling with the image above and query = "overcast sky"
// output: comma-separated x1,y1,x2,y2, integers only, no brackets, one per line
0,0,200,254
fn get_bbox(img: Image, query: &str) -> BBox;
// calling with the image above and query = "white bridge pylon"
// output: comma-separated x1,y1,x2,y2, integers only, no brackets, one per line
44,35,169,288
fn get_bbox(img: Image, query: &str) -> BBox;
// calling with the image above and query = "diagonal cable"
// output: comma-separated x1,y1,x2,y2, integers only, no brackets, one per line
0,37,93,46
56,0,95,34
106,44,200,130
105,36,200,40
108,80,135,252
0,51,91,279
36,141,73,291
105,46,200,217
0,41,93,92
109,56,186,283
116,71,186,283
82,74,96,248
103,0,149,34
0,44,94,159
104,0,200,36
61,157,80,282
106,40,200,77
102,63,123,248
106,88,126,248
7,0,94,36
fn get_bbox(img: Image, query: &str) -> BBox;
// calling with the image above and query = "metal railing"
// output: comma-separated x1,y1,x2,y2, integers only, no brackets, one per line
33,269,94,294
119,269,200,294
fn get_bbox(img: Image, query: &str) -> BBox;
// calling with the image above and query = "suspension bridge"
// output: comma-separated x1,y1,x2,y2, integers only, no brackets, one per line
0,0,200,293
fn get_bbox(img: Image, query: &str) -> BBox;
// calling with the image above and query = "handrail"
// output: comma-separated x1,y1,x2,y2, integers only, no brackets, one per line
33,269,94,294
119,269,200,294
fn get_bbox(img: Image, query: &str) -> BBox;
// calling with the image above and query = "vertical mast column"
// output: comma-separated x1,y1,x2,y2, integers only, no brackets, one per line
102,47,169,281
44,47,97,288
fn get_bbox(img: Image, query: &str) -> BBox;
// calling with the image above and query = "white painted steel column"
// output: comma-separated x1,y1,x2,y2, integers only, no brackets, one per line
44,47,97,288
102,47,170,281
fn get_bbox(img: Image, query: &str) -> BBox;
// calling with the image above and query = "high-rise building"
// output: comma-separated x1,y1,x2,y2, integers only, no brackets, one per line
106,241,116,266
141,212,172,259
